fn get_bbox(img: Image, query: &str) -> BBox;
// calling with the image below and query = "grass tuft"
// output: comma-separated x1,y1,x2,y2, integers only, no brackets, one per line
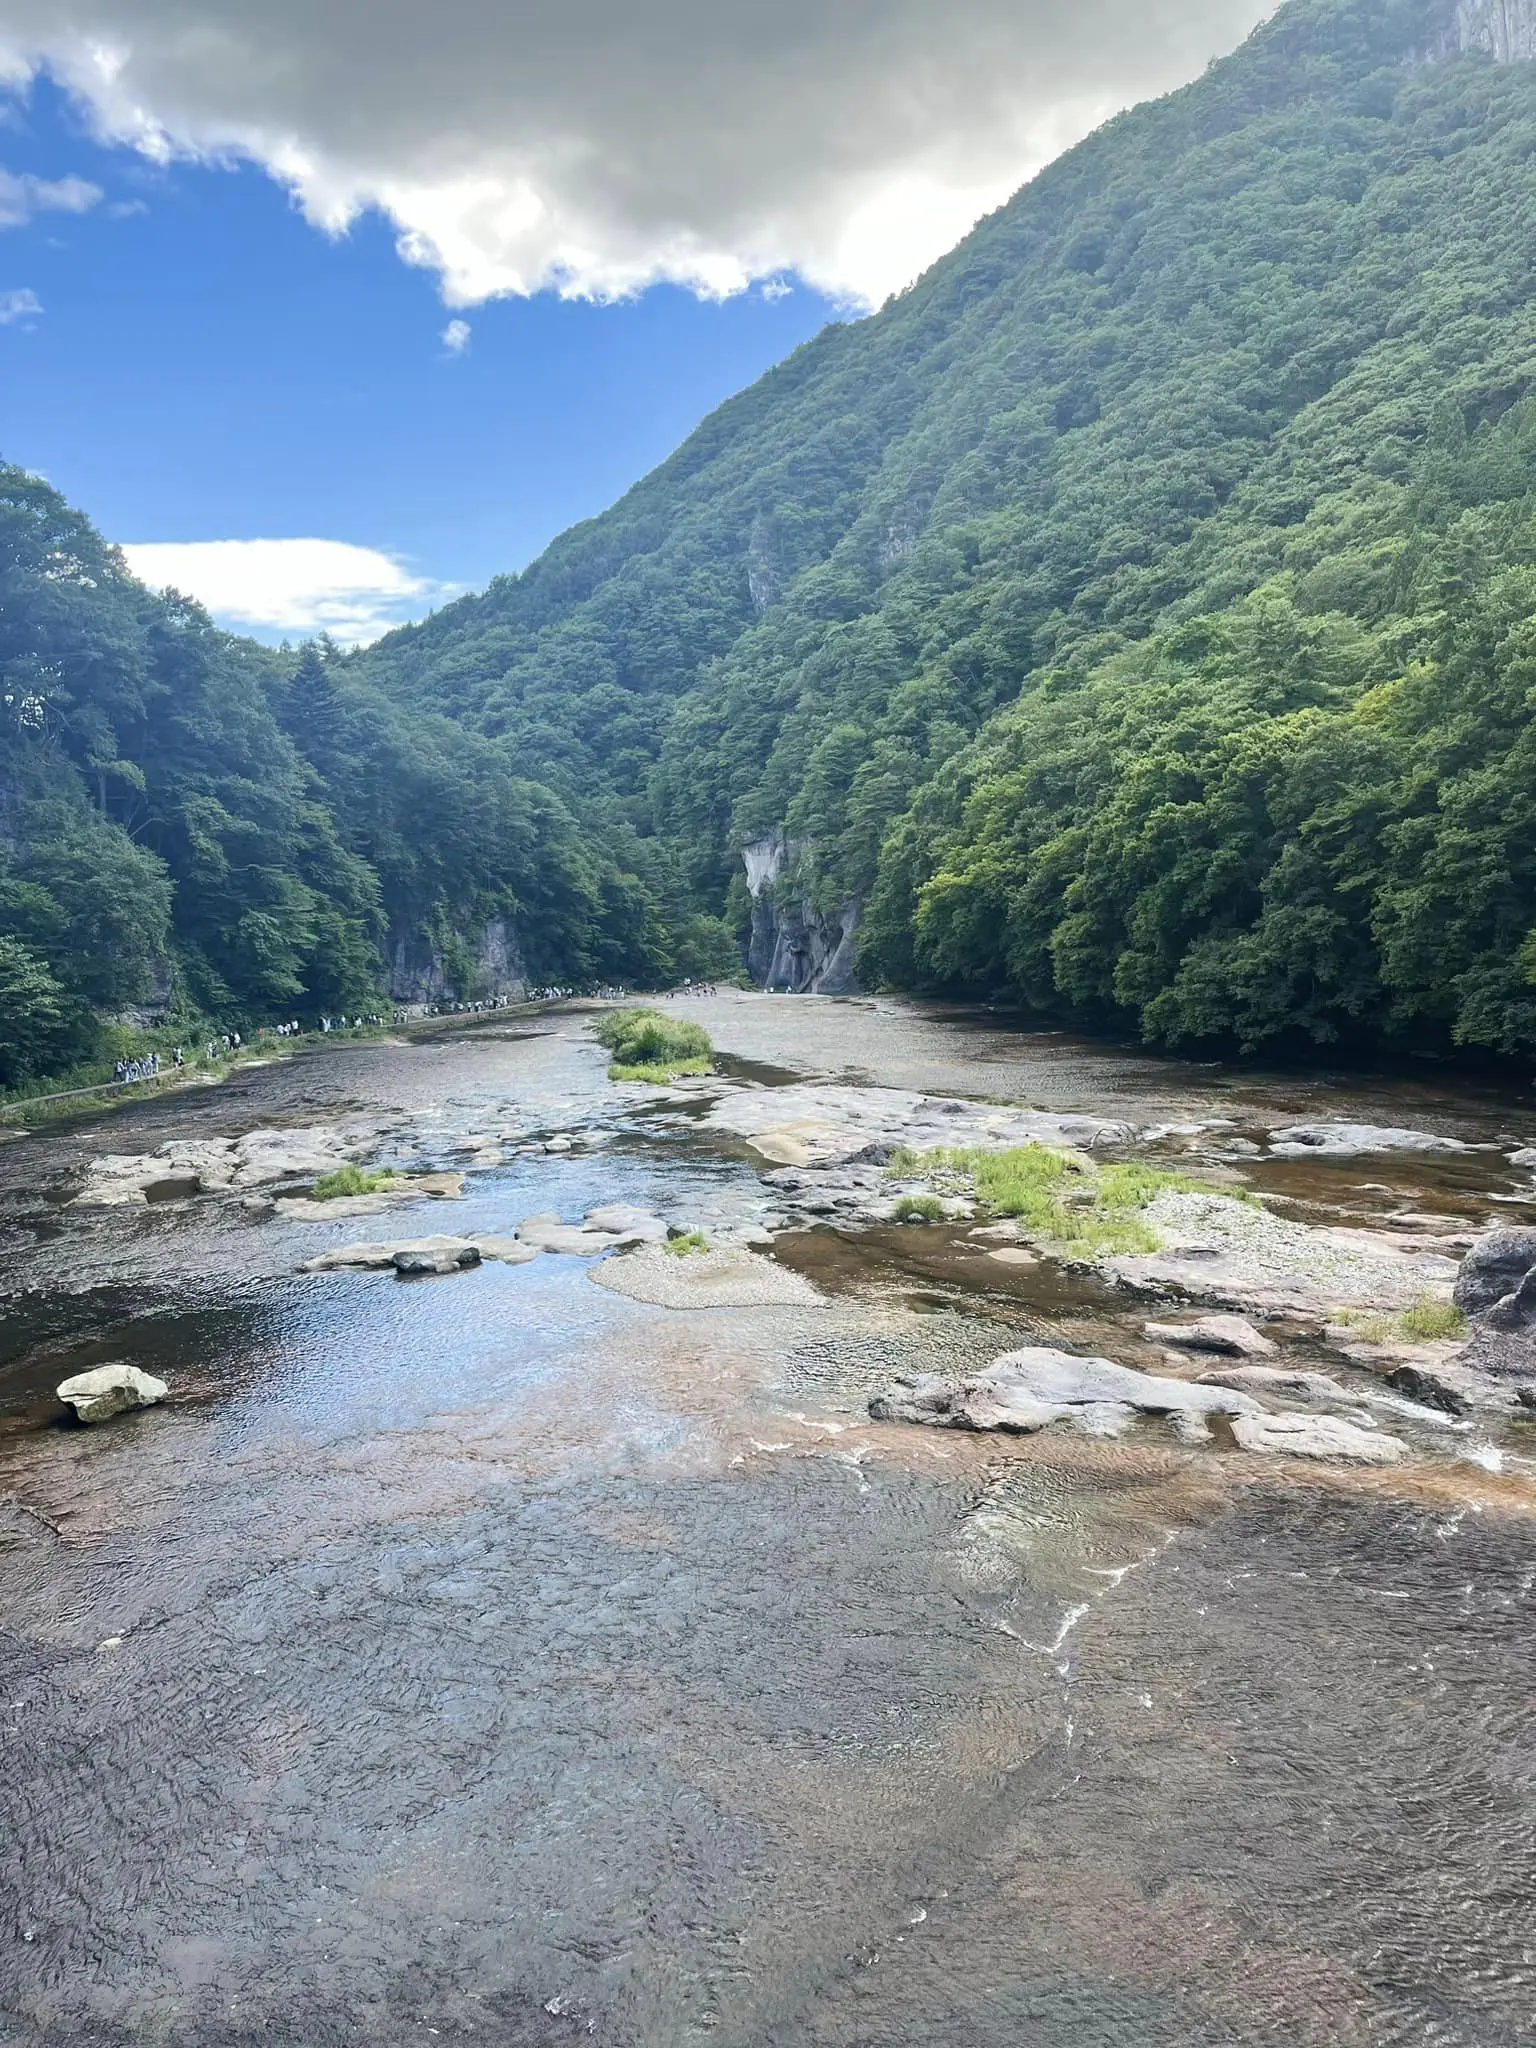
1395,1298,1467,1341
664,1232,711,1258
893,1194,947,1223
312,1164,399,1200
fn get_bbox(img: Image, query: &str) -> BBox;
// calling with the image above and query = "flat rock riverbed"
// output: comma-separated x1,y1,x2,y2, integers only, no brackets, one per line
0,995,1532,2046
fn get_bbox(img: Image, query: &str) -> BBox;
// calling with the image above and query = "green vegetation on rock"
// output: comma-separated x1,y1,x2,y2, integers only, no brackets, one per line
311,1165,400,1200
892,1193,947,1223
892,1142,1217,1254
596,1007,715,1082
663,1231,713,1257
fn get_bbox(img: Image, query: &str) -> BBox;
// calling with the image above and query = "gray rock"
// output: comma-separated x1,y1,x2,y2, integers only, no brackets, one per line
1143,1313,1275,1357
471,1236,541,1265
393,1247,479,1276
1196,1362,1348,1402
304,1232,539,1274
1229,1412,1406,1464
57,1364,168,1424
1481,1266,1536,1331
1268,1121,1470,1158
869,1345,1261,1438
1383,1363,1474,1416
1453,1227,1536,1314
516,1214,622,1256
584,1204,669,1244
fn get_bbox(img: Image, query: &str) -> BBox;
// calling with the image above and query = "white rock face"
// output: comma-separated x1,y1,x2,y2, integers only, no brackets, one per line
57,1364,168,1423
1230,1412,1407,1464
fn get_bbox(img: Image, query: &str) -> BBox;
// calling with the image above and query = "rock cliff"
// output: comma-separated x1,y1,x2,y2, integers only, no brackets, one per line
386,916,528,1005
742,833,861,994
1430,0,1536,60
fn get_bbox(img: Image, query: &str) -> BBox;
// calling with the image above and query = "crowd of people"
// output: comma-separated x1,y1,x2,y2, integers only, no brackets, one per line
103,978,730,1096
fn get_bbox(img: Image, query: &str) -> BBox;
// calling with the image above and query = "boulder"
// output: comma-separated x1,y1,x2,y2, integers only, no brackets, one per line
1480,1266,1536,1332
870,1345,1261,1440
1230,1412,1406,1464
57,1364,168,1424
1144,1313,1275,1357
1453,1228,1536,1315
1268,1121,1469,1158
393,1244,481,1276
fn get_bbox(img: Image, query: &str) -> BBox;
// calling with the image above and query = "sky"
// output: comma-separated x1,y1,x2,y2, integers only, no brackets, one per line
0,0,1275,643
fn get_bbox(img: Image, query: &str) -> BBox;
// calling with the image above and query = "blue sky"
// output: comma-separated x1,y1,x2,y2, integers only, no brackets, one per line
0,3,1269,641
1,78,839,638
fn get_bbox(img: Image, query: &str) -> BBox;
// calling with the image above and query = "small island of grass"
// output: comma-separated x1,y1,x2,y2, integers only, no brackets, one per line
596,1008,715,1084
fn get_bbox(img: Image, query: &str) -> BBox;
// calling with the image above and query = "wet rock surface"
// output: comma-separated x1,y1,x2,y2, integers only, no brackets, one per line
1229,1410,1407,1463
871,1345,1263,1441
0,995,1533,2044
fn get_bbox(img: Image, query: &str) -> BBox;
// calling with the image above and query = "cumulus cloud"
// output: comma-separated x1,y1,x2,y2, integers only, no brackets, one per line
441,316,470,354
0,164,101,227
0,1,1276,307
0,282,39,321
120,537,451,644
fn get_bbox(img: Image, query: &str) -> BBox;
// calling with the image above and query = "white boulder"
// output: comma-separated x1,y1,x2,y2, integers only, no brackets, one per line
57,1364,168,1424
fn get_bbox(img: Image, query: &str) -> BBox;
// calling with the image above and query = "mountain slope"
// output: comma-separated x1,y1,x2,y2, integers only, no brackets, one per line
351,0,1536,1051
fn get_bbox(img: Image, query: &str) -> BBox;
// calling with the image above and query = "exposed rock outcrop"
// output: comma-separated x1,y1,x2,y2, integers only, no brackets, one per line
1229,1412,1407,1464
386,916,528,1005
742,832,861,994
1426,0,1536,63
870,1346,1262,1442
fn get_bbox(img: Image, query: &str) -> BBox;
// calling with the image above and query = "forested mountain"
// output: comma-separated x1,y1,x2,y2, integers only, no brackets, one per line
8,0,1536,1085
0,471,735,1085
353,0,1536,1056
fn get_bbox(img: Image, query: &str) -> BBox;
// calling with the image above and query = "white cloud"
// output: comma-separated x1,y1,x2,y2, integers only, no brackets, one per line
0,281,39,321
441,315,470,354
0,1,1278,308
0,165,100,227
120,537,452,644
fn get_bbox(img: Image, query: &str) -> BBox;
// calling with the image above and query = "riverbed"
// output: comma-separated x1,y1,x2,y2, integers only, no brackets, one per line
0,995,1532,2045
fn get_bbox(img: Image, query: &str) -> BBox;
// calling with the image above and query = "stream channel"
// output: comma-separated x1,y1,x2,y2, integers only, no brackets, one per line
0,993,1532,2046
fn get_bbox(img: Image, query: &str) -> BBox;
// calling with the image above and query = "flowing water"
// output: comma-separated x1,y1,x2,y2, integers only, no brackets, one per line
0,997,1532,2045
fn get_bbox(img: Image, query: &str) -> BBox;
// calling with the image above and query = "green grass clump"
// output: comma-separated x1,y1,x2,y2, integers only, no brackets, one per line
887,1142,1223,1255
597,1008,714,1084
893,1194,946,1223
1397,1298,1466,1340
664,1231,712,1257
312,1164,399,1200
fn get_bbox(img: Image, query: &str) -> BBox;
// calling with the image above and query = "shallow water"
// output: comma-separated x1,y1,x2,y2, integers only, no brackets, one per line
0,998,1532,2044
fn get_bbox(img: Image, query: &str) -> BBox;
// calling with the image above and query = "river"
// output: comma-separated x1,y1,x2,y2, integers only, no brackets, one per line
0,994,1531,2046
